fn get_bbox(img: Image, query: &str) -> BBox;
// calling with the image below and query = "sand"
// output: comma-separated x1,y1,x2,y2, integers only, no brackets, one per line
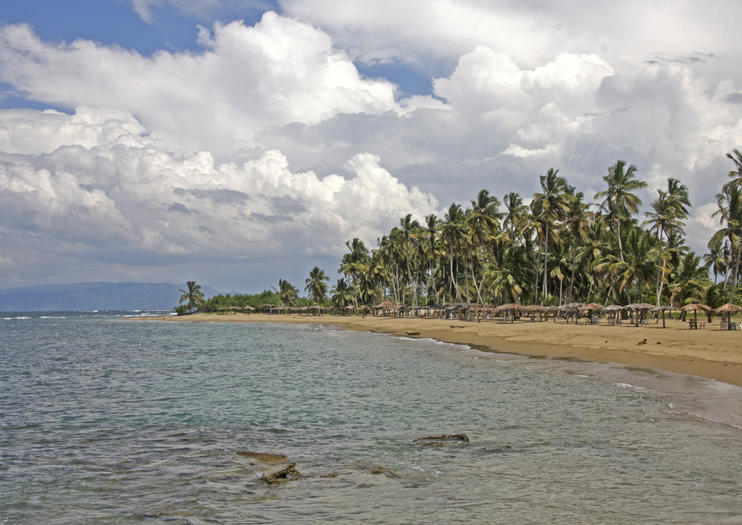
143,313,742,387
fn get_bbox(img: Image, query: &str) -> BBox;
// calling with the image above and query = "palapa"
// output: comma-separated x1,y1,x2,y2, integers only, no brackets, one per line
681,302,712,328
714,303,741,331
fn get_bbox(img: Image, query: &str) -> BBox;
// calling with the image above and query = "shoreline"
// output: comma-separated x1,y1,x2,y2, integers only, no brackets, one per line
142,313,742,388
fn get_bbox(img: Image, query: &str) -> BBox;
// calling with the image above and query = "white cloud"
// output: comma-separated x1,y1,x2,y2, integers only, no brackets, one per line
0,107,437,269
0,14,404,155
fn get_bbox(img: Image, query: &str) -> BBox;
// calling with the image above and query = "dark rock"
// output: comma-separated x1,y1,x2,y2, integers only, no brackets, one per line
261,462,301,484
370,466,400,478
413,433,469,446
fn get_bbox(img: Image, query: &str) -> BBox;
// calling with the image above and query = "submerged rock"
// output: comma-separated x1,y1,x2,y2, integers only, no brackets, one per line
370,466,400,478
412,433,470,447
236,451,289,464
261,462,301,484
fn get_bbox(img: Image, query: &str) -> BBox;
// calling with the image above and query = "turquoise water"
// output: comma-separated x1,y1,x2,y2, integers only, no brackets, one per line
1,314,741,523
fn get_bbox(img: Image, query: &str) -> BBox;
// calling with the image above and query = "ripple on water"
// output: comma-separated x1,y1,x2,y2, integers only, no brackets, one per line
0,317,741,523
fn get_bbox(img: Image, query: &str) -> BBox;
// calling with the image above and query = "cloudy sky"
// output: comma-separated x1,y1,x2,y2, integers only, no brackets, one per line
1,0,741,293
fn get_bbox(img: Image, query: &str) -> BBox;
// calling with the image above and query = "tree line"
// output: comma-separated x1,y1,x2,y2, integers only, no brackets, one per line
179,152,742,313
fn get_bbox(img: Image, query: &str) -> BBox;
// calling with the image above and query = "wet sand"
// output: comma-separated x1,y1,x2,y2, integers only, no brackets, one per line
144,313,742,388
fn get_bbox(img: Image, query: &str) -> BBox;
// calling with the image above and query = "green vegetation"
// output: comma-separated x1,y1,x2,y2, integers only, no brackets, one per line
335,153,742,309
176,151,742,313
178,281,204,314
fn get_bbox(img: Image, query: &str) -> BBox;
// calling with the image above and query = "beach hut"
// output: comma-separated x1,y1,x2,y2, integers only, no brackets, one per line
242,305,255,312
680,302,712,329
714,303,741,331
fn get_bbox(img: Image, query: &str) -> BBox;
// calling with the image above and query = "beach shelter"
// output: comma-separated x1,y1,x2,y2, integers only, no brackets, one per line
580,303,603,324
603,304,624,325
627,303,654,326
680,302,712,328
714,303,741,331
495,303,522,323
653,305,677,328
242,305,255,312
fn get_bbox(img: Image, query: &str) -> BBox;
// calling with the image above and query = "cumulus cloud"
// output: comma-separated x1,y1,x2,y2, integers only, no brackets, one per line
0,13,407,155
0,107,437,273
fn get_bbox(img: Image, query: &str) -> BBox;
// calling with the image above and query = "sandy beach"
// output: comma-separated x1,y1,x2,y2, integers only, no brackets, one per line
146,313,742,388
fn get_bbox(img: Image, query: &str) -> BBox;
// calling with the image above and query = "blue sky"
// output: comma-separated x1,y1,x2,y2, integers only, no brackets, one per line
0,1,740,292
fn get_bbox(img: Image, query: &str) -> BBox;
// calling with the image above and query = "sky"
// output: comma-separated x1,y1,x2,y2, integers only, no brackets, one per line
0,0,741,293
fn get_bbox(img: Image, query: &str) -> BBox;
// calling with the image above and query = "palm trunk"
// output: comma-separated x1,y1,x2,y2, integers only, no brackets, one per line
729,233,742,304
568,243,576,304
655,228,663,308
617,218,624,262
542,223,549,304
449,248,462,302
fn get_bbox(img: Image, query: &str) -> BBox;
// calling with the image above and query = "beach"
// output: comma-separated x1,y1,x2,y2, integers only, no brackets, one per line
148,313,742,388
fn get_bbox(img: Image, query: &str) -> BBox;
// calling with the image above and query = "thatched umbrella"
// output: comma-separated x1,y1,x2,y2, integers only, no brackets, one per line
714,303,741,330
681,302,712,328
626,303,654,325
495,303,522,322
242,305,255,312
653,305,677,328
521,304,547,321
580,303,603,324
602,304,624,325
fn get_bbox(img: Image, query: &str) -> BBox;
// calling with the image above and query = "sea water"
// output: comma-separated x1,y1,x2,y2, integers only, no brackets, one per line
1,313,741,524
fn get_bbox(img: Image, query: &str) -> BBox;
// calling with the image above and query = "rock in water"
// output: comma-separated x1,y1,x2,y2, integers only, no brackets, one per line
261,462,301,484
412,433,470,446
236,451,289,464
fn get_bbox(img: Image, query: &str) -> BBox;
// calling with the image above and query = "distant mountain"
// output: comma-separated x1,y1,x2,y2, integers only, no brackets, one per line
0,282,221,311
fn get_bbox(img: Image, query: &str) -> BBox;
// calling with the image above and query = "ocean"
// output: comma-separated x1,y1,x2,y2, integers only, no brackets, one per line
1,312,741,523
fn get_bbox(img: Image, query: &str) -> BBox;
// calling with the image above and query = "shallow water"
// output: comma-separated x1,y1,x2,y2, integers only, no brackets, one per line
1,314,741,523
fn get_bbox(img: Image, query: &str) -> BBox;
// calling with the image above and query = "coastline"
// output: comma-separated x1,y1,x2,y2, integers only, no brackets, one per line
143,313,742,388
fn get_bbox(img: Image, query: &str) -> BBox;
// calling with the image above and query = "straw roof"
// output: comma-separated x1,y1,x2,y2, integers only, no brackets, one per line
242,305,255,311
581,303,603,311
521,304,547,313
374,300,399,309
654,305,678,312
627,303,654,310
714,303,741,313
680,303,711,312
495,303,522,313
603,304,625,312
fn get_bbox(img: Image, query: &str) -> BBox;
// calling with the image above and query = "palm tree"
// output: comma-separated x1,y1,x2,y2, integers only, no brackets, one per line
276,279,299,306
340,238,371,306
643,182,688,306
398,214,421,306
330,278,354,309
179,281,205,313
563,190,591,303
441,204,467,302
722,149,742,193
669,253,711,307
305,266,329,307
423,214,439,303
595,160,647,262
710,185,742,303
466,189,502,303
532,168,569,303
502,192,527,243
